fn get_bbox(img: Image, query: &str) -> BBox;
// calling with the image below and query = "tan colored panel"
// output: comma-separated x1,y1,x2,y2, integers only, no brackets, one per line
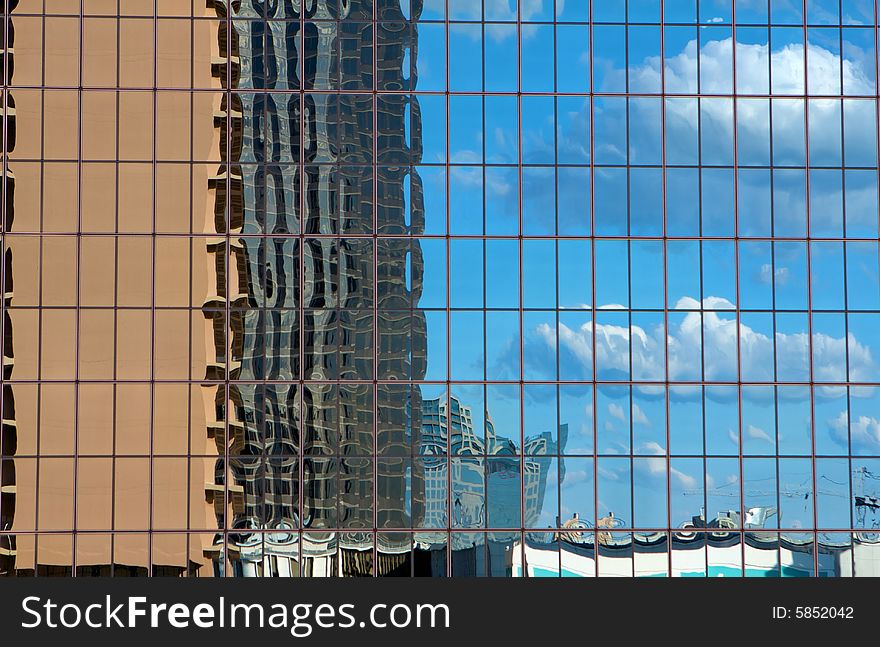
158,0,192,17
117,236,152,306
43,90,79,160
192,164,216,233
7,162,41,232
190,385,211,455
10,384,38,456
43,162,78,231
193,19,222,89
41,236,77,306
121,0,158,16
155,163,191,233
14,0,46,13
44,0,80,14
38,534,74,569
118,163,153,232
153,383,190,455
116,309,151,379
38,458,74,531
7,235,40,306
76,534,112,569
191,235,211,304
78,308,115,380
195,310,220,378
82,18,118,87
156,91,191,161
76,457,113,531
152,457,188,529
41,309,77,379
7,309,39,380
81,163,117,232
154,309,191,380
11,16,44,87
114,533,149,570
120,18,155,88
190,457,219,531
81,91,117,160
193,92,221,160
193,0,218,18
114,458,149,530
78,383,114,455
157,20,193,88
12,534,36,572
155,236,191,306
83,0,118,14
10,89,42,160
9,458,36,532
115,384,150,455
44,17,80,86
39,384,75,455
119,91,154,160
79,236,116,305
153,534,190,571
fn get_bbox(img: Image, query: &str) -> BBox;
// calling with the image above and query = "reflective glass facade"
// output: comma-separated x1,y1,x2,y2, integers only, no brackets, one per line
1,0,880,578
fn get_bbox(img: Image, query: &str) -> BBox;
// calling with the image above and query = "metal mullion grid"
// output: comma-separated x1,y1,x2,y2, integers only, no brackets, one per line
694,0,713,576
143,0,159,577
514,0,524,577
2,525,858,535
109,0,121,578
624,1,634,575
870,0,880,581
835,0,855,567
14,85,880,98
801,0,822,578
0,0,8,552
28,0,45,575
69,0,84,577
9,158,880,168
764,0,785,576
588,0,598,576
6,523,874,534
443,0,451,578
185,6,196,577
371,0,378,577
297,0,304,576
12,448,876,459
731,0,749,578
768,5,788,580
223,0,231,578
659,0,675,578
13,229,880,242
8,377,880,388
550,0,560,579
478,0,503,576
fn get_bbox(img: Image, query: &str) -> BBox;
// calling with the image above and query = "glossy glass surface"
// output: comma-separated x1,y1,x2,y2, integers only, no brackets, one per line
1,0,879,577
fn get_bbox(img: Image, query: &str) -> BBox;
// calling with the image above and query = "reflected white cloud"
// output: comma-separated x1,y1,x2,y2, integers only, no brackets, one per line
636,442,699,489
515,295,876,385
829,410,880,453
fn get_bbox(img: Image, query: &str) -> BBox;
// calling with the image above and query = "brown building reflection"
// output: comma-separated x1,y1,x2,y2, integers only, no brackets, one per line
1,0,223,576
0,0,427,577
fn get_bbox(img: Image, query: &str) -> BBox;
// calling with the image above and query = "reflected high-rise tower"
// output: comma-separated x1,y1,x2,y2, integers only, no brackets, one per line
204,0,427,576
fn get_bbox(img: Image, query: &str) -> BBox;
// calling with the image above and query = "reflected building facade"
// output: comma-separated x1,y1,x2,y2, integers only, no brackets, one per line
3,0,880,578
204,0,427,576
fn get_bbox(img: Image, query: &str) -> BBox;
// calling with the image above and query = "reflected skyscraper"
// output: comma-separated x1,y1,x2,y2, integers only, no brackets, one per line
203,0,426,576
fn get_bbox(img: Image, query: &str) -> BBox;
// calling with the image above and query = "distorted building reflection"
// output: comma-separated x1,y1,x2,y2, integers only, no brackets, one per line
204,0,427,577
411,394,566,576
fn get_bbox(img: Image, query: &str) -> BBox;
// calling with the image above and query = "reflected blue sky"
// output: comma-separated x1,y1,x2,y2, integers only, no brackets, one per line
403,3,880,543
